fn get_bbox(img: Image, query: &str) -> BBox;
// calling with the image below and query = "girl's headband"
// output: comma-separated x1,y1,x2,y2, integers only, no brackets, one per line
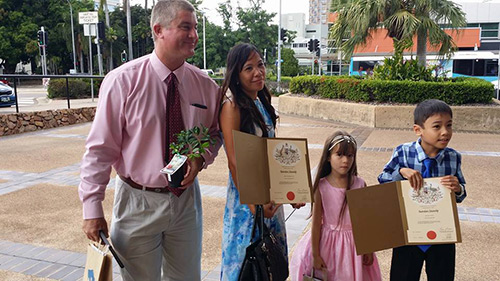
328,135,357,151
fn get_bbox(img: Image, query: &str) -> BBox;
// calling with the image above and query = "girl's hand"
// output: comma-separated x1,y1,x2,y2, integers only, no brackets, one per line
290,203,305,209
362,253,374,265
400,168,423,190
440,175,461,193
313,254,326,270
262,201,281,218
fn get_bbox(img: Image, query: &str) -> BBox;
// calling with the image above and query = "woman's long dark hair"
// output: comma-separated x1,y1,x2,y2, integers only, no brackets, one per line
310,130,358,228
220,43,277,136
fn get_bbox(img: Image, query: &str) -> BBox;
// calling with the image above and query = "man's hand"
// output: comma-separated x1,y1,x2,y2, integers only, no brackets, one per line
440,175,461,193
400,168,423,190
83,218,108,243
180,157,204,188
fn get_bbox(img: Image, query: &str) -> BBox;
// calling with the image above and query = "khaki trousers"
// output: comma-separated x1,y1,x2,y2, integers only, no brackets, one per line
110,176,202,281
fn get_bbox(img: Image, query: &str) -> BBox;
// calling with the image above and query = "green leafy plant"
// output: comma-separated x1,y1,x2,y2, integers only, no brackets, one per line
169,125,216,160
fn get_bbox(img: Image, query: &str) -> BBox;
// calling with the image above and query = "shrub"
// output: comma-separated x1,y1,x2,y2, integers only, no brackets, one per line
47,79,90,99
289,76,493,105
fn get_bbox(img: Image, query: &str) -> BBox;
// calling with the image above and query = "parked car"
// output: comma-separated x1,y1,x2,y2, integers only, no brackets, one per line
0,81,15,107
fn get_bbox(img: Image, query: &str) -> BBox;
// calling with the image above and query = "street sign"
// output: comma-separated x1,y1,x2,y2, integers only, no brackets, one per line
83,24,97,37
79,12,98,24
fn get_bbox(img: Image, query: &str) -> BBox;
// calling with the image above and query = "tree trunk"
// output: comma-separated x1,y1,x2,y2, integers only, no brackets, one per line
417,29,427,66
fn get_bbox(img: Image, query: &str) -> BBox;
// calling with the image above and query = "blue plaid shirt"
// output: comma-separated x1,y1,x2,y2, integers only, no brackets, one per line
378,139,467,203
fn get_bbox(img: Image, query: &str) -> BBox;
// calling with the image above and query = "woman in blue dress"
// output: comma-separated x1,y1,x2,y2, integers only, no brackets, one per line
219,43,298,280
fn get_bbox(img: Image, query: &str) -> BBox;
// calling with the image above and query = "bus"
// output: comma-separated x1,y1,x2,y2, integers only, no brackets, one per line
349,51,499,82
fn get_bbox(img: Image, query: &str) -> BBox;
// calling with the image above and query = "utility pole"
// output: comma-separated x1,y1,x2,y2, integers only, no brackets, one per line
277,0,282,93
203,13,206,69
126,0,133,60
66,0,77,73
318,0,322,76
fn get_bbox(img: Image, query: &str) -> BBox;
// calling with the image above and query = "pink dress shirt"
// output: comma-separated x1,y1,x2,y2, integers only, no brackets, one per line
79,50,222,219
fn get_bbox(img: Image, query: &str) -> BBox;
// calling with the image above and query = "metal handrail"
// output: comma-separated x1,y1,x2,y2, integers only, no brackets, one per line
1,74,105,113
1,74,223,113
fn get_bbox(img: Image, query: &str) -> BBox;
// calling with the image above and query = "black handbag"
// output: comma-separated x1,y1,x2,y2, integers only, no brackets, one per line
238,205,289,281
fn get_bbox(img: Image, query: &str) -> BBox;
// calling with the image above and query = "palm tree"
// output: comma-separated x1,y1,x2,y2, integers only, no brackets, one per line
330,0,466,65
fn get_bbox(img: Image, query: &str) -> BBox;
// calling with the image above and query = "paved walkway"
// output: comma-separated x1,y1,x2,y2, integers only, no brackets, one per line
1,92,500,280
1,121,499,280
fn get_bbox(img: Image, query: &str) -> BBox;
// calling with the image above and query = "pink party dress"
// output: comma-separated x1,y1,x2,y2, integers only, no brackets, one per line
290,176,382,281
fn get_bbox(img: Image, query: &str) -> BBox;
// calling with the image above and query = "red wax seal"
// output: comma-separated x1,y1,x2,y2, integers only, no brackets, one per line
427,231,437,240
286,192,295,201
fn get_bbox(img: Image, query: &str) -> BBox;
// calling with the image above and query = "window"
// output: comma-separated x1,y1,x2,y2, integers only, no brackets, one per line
467,23,499,39
473,59,485,76
453,59,497,76
453,60,473,75
486,60,498,76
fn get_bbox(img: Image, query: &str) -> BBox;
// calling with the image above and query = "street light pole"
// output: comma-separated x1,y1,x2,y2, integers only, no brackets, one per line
66,0,77,72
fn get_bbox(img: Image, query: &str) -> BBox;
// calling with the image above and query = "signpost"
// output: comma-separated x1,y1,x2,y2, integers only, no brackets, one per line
79,11,98,102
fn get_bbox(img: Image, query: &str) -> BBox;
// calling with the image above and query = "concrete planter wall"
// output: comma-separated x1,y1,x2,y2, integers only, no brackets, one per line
279,94,500,133
0,107,96,137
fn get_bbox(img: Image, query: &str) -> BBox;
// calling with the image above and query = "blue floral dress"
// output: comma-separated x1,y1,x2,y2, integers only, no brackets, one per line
220,98,287,281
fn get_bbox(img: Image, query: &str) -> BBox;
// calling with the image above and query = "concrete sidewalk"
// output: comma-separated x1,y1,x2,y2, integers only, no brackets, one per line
0,97,499,280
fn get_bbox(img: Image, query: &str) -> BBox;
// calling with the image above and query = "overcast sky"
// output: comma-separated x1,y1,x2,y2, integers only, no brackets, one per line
130,0,310,26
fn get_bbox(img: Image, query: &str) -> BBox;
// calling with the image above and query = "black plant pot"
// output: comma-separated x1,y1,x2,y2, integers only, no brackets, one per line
168,163,186,188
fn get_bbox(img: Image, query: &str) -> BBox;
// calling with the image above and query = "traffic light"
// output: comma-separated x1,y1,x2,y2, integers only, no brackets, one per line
313,39,319,52
307,39,314,52
280,28,287,41
37,30,44,46
316,46,321,57
97,22,105,40
43,30,48,46
121,50,127,63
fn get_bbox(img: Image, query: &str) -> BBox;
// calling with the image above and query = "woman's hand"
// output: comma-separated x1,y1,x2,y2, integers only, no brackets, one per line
247,202,281,218
290,203,305,209
362,253,374,265
262,201,281,218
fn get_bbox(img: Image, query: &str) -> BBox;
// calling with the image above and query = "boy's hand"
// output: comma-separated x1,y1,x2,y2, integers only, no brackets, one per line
362,253,374,265
313,254,327,270
440,175,461,193
400,168,423,190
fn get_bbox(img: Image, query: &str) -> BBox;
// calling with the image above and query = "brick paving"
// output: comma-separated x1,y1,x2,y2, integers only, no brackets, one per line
1,114,499,280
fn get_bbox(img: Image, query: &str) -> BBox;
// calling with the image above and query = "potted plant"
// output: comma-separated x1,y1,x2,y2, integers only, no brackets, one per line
163,125,216,187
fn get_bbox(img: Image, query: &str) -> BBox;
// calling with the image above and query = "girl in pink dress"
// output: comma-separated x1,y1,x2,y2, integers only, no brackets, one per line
290,131,382,281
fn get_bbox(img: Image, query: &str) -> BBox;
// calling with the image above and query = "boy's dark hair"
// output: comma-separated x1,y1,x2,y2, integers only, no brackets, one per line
414,99,453,127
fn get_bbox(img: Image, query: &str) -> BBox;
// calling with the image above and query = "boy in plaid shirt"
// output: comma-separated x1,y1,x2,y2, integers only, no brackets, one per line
378,99,466,281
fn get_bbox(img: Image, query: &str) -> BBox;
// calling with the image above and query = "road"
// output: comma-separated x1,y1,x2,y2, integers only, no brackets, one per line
0,85,98,114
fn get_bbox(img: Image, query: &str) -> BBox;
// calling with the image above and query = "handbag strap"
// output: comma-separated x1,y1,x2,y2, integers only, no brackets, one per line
250,205,266,241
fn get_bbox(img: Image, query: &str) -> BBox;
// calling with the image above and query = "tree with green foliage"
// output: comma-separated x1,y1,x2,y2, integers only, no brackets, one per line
281,48,299,76
330,0,466,66
0,0,97,74
235,0,278,62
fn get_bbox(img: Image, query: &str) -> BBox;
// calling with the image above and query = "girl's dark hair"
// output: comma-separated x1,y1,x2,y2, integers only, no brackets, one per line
220,43,277,136
310,130,358,228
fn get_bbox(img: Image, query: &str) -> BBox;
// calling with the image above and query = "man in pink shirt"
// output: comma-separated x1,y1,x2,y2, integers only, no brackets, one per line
78,1,222,280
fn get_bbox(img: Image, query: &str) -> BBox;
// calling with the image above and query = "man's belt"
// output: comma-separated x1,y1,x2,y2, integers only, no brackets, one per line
118,175,169,193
